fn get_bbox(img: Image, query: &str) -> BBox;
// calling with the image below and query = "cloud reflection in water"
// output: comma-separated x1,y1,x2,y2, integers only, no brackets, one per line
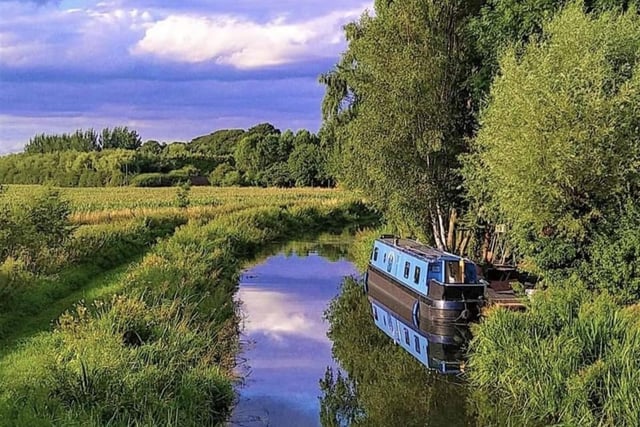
232,252,357,427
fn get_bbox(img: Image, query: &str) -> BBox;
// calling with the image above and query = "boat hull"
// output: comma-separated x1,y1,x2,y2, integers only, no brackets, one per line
366,265,483,324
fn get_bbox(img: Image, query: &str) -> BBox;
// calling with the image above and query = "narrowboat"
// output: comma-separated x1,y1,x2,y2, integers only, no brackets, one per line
365,236,485,324
369,295,469,374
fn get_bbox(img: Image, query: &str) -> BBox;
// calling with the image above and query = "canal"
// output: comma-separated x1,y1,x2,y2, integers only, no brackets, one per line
230,238,498,426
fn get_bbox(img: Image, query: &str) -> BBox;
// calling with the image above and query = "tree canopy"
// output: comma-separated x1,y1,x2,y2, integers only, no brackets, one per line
465,2,640,274
321,0,481,250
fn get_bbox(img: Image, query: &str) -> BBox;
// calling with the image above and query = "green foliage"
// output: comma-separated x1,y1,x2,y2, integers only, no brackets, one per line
25,129,99,154
287,142,329,187
0,217,185,342
322,277,474,426
99,126,142,150
584,203,640,304
138,140,165,155
189,129,245,156
320,0,480,247
129,172,178,187
0,197,378,426
467,0,636,98
175,183,191,208
261,162,294,188
468,284,640,426
466,3,640,275
0,188,72,271
208,163,236,186
2,123,335,189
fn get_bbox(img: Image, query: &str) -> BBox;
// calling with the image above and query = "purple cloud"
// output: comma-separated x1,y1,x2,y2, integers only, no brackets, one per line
0,0,372,154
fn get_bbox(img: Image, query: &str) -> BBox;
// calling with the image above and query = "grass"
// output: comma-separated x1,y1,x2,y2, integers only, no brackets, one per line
467,281,640,426
2,185,355,219
0,186,378,426
0,261,134,358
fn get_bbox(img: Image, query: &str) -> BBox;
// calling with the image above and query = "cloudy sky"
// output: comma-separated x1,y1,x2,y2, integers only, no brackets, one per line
0,0,371,154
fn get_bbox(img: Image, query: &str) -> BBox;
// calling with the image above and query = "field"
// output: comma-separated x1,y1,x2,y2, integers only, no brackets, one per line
0,185,377,426
2,185,351,224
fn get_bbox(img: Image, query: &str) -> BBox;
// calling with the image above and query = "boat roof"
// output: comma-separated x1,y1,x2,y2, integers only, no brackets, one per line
377,236,462,262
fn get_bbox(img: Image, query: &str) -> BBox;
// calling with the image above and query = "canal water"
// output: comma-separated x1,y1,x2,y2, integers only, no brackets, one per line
230,239,496,426
230,239,357,427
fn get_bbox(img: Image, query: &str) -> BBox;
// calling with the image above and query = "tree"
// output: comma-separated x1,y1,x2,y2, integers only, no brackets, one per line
287,143,325,187
24,129,99,153
320,0,481,250
99,127,142,150
467,0,636,98
465,3,640,275
139,140,165,155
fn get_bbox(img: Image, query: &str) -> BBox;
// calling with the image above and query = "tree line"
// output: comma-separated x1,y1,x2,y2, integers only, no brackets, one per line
321,0,639,286
0,123,333,188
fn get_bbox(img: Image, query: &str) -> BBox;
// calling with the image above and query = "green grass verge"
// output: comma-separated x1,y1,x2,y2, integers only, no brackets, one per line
0,217,186,343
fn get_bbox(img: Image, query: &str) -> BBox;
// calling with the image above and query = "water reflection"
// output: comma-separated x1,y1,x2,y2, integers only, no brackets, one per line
370,296,471,374
321,277,476,427
231,241,357,427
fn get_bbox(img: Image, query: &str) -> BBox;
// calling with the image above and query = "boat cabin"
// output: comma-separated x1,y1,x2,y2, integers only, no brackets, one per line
369,236,479,298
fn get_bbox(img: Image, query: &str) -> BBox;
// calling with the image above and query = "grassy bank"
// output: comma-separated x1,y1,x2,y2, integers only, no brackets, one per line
468,284,640,426
0,217,185,343
0,199,377,426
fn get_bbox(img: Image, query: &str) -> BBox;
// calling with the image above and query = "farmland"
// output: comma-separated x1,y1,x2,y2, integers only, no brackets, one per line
0,185,377,426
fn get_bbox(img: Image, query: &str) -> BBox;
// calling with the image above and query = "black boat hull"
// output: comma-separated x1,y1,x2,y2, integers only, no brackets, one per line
366,265,483,324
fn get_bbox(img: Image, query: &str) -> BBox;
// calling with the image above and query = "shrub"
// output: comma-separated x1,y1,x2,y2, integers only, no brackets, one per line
466,3,640,276
129,173,179,187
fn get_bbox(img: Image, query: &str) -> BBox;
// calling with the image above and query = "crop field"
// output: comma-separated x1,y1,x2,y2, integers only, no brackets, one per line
1,185,354,224
0,185,377,426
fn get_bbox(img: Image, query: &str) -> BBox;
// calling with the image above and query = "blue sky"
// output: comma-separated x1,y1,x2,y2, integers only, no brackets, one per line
0,0,371,154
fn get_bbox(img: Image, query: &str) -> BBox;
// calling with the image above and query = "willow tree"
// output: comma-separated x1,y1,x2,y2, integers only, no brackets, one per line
320,0,481,252
466,3,640,275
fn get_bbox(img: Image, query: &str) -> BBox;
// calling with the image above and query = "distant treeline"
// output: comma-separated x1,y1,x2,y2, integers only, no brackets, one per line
0,123,333,188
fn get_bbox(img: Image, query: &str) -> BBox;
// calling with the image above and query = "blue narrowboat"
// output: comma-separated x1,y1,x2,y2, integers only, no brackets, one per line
365,236,485,324
369,295,469,374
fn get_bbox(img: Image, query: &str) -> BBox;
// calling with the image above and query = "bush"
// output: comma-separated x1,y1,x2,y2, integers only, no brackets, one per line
466,3,640,276
583,203,640,304
129,173,178,187
0,188,72,271
208,164,235,186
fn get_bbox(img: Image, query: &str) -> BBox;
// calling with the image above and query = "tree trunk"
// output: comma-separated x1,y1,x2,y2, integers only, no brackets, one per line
446,208,456,250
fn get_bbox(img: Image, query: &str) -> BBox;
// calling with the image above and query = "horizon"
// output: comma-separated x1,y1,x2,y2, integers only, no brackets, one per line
0,0,372,155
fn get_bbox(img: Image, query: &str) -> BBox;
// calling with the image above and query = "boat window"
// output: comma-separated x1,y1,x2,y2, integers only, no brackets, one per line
373,306,378,320
403,261,410,279
386,253,394,273
383,253,387,263
429,263,441,273
445,261,464,284
373,247,379,261
388,314,393,331
414,336,421,354
404,328,409,345
414,266,421,284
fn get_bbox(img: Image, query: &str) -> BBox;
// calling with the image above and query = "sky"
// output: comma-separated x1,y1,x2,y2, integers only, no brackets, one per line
0,0,372,154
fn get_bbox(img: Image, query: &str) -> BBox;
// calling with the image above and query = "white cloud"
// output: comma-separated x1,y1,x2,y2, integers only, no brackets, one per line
132,4,370,69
